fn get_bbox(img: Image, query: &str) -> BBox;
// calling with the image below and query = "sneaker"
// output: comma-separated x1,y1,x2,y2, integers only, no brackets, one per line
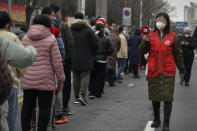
67,111,75,115
78,97,88,105
185,83,190,86
55,116,68,124
89,95,96,99
74,98,80,104
95,96,103,100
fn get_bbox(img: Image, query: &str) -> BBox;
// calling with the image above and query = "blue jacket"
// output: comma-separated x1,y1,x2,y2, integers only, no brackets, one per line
51,19,65,60
128,29,142,64
56,36,65,60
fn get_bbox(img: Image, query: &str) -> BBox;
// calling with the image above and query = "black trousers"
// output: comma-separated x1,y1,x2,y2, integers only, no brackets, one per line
89,61,107,98
132,64,139,75
62,59,72,111
21,90,53,131
183,57,193,83
140,54,147,67
107,69,115,85
152,101,172,126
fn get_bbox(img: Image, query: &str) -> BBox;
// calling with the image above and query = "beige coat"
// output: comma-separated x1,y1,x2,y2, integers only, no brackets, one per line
117,33,128,58
0,29,26,88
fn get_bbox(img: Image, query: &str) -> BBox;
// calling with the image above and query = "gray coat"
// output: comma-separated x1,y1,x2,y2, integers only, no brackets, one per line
0,35,37,68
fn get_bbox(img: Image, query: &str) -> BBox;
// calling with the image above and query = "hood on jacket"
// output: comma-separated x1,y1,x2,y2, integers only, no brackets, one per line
27,25,51,41
71,19,91,31
134,28,141,35
110,27,119,35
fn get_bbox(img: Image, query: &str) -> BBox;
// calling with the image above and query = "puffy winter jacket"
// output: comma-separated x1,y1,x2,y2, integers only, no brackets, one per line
0,35,37,68
95,34,114,61
21,24,65,91
70,19,98,71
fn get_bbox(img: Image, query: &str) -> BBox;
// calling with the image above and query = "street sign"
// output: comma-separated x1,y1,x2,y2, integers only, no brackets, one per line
123,7,131,26
176,22,188,28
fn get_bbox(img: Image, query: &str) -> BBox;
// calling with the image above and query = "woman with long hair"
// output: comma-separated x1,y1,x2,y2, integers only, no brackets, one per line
139,12,184,131
21,15,65,131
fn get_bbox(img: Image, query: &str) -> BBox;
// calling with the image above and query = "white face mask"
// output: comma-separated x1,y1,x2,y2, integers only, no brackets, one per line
185,34,191,37
156,22,166,30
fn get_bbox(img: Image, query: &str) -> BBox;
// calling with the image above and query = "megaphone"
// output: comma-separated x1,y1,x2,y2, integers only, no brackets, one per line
141,25,150,35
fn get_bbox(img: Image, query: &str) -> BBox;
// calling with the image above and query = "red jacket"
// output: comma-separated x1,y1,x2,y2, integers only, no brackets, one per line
148,31,176,77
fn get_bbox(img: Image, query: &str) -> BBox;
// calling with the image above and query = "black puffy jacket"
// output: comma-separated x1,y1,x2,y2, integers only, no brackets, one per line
94,35,114,61
180,35,195,59
70,19,98,71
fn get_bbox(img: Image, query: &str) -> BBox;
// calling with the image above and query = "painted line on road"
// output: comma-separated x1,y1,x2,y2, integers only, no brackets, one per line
144,121,155,131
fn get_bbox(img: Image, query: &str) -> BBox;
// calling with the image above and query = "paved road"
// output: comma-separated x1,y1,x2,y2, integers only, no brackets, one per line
56,61,197,131
18,60,197,131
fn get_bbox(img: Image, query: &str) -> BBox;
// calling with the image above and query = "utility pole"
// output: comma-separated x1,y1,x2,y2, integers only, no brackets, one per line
78,0,86,15
8,0,12,16
140,0,143,27
96,0,108,19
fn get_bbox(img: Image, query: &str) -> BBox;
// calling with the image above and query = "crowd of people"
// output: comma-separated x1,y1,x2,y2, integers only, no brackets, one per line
0,4,197,131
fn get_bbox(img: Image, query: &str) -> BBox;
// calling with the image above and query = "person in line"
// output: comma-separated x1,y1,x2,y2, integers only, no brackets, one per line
20,15,65,131
128,28,142,78
89,20,114,99
70,13,97,106
41,7,68,126
116,26,128,81
0,29,36,131
179,27,195,86
0,11,34,131
107,26,121,87
139,12,184,131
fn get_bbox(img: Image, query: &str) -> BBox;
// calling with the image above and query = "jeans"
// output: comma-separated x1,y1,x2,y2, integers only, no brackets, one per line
73,71,90,98
116,58,126,79
21,90,53,131
0,101,9,131
54,92,63,116
7,88,18,131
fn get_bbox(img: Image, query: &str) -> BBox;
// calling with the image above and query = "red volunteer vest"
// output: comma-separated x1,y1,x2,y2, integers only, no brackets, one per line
148,31,176,77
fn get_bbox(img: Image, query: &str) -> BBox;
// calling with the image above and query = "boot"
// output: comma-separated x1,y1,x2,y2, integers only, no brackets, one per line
162,122,170,131
151,101,161,128
151,119,161,128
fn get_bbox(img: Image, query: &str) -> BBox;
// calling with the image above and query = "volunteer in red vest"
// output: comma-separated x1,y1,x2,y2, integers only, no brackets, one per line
139,12,185,131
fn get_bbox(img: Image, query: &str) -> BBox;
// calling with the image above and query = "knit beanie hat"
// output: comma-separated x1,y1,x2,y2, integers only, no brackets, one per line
95,18,106,28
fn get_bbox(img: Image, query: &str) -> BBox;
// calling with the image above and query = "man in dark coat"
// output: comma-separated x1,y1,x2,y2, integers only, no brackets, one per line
107,26,121,87
60,22,75,115
128,28,142,78
70,13,97,105
179,27,195,86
